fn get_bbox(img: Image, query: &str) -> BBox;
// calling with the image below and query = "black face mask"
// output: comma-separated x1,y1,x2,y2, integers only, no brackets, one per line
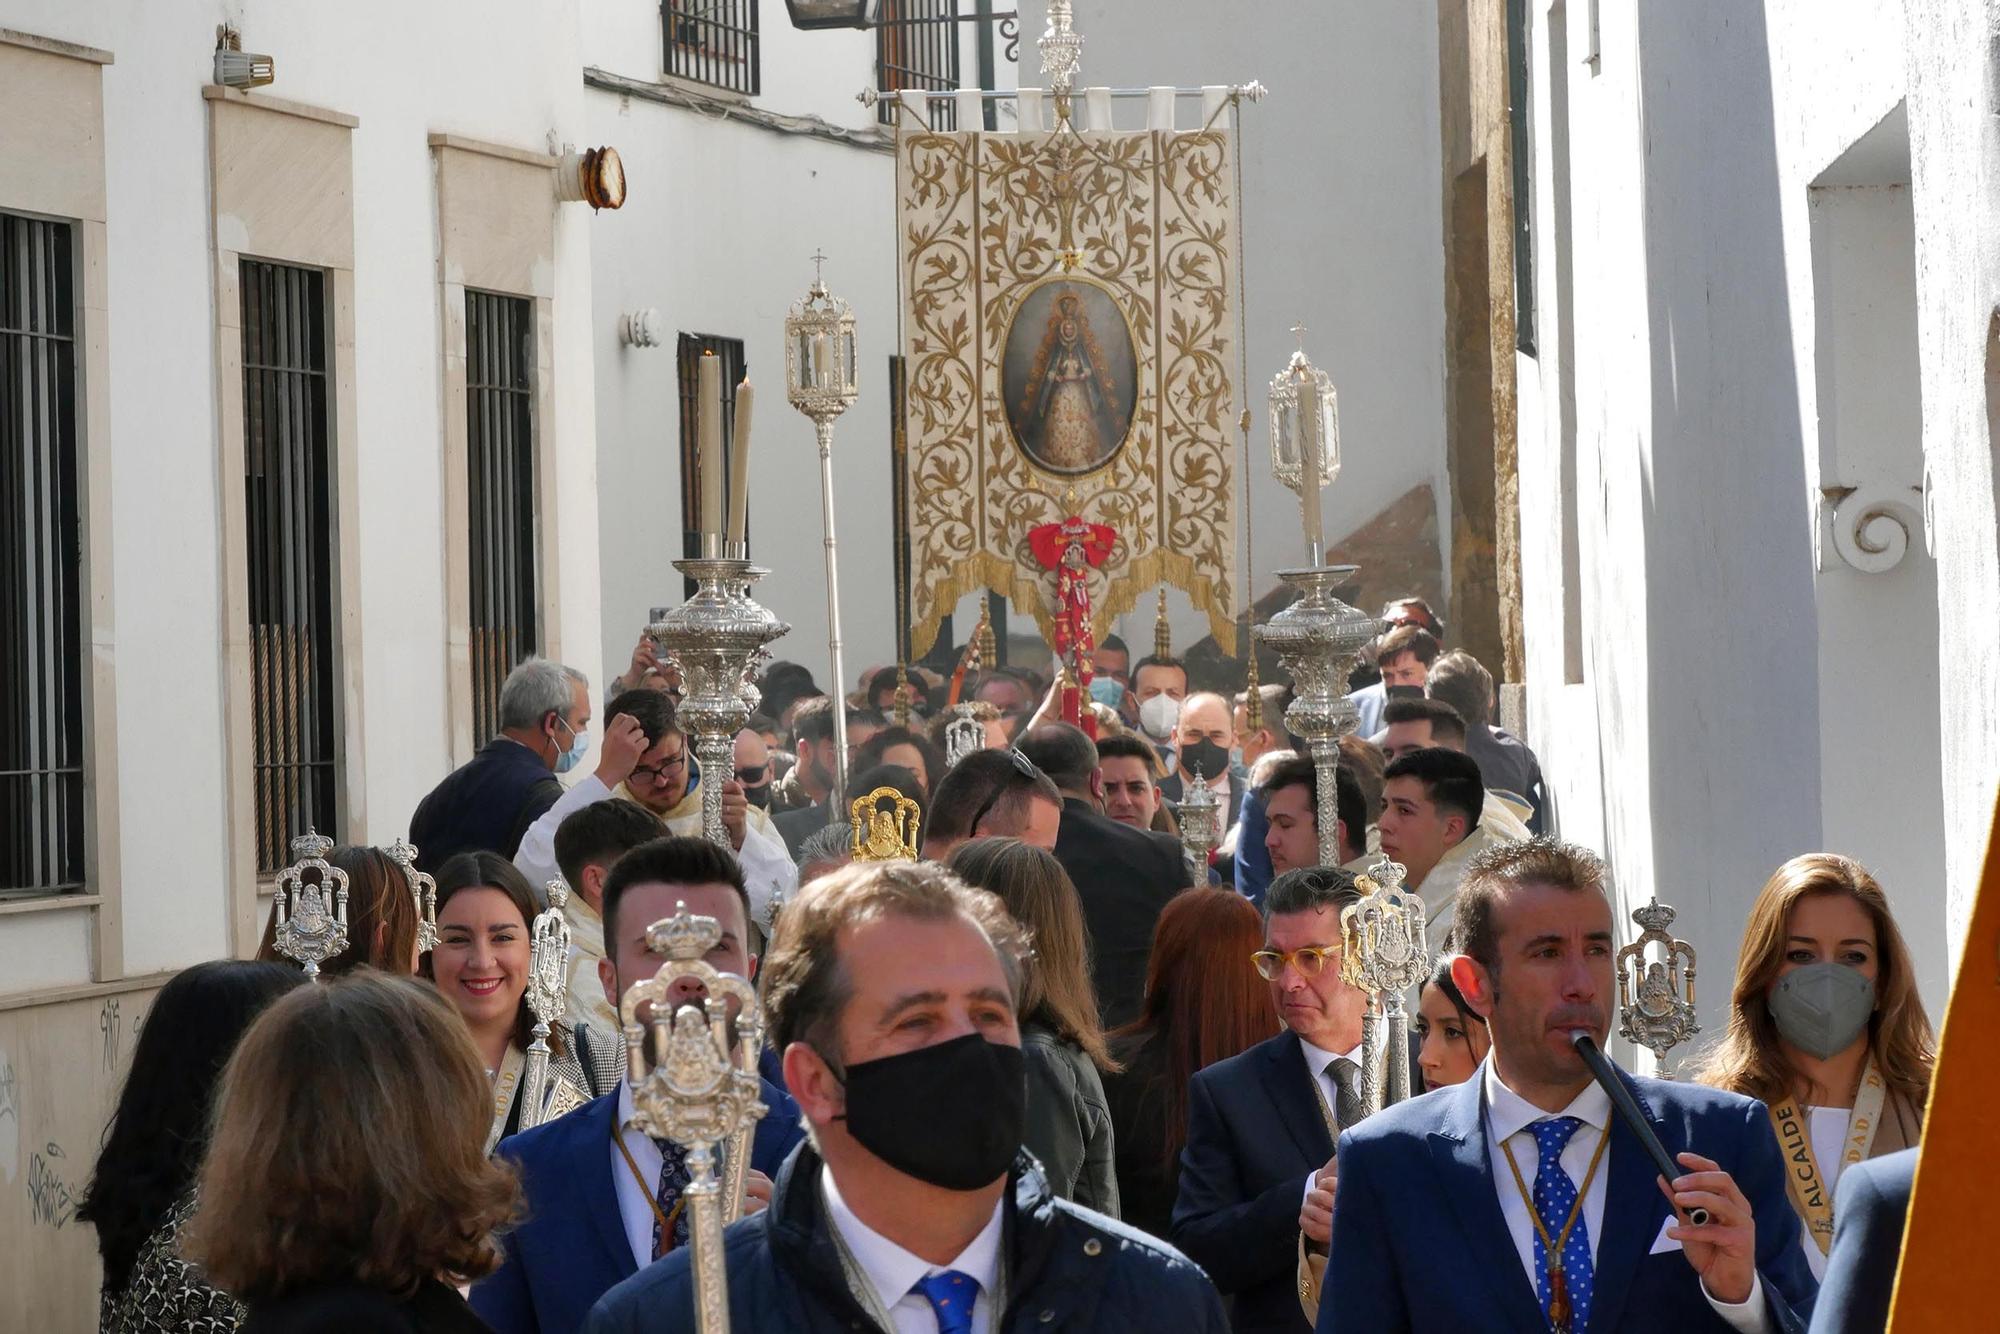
744,785,771,810
1383,683,1427,702
833,1033,1024,1191
1179,738,1230,780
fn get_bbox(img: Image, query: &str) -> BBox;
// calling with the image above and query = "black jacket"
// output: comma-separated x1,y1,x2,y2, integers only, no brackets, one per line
773,799,832,857
1051,797,1190,1031
242,1279,490,1333
1101,1029,1178,1242
583,1145,1228,1333
1021,1022,1120,1216
408,737,561,871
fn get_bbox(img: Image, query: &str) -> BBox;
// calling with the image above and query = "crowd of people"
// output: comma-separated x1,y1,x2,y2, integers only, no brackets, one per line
77,598,1937,1333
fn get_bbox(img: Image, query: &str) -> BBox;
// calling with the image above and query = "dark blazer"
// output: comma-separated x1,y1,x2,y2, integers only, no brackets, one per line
772,800,831,857
1102,1029,1177,1241
1809,1147,1916,1334
1173,1032,1337,1334
409,737,562,870
1052,797,1190,1031
242,1279,489,1333
1319,1064,1817,1334
1021,1021,1120,1216
470,1082,805,1334
582,1145,1229,1333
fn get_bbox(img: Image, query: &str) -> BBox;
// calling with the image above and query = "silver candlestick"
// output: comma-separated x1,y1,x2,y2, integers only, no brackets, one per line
1253,565,1376,867
1177,766,1221,884
652,559,790,847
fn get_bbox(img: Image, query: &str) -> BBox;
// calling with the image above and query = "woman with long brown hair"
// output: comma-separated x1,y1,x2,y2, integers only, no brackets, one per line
1697,853,1936,1280
1100,887,1280,1240
187,972,520,1331
946,837,1121,1214
423,852,591,1152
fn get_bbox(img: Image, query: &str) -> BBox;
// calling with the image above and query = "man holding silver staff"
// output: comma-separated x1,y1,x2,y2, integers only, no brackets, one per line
472,838,804,1334
1319,838,1817,1334
584,859,1227,1333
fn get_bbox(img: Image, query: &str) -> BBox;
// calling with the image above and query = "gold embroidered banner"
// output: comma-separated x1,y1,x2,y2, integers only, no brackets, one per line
897,113,1241,657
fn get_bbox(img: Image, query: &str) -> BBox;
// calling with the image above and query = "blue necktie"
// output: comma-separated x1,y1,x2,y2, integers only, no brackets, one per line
652,1138,691,1258
1530,1117,1594,1332
913,1269,979,1334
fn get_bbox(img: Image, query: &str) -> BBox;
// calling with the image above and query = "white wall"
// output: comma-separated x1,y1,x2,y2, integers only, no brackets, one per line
0,0,603,987
1515,0,1996,1029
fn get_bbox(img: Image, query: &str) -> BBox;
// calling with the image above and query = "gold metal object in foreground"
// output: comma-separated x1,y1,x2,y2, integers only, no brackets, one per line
1617,896,1700,1074
850,786,921,862
273,828,349,981
622,904,768,1334
518,880,573,1132
1341,859,1429,1115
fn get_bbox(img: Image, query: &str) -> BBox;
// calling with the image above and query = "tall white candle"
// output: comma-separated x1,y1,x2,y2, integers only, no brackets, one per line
1298,373,1323,554
813,332,830,390
728,379,754,548
699,353,724,539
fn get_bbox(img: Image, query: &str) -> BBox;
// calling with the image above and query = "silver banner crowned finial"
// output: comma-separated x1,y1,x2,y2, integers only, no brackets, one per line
1038,0,1084,101
1341,858,1429,1112
1177,766,1221,884
516,880,574,1132
386,837,439,954
273,827,350,981
1618,895,1700,1074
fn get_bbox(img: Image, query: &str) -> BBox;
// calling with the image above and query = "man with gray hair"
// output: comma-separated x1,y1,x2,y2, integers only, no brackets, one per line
409,656,592,871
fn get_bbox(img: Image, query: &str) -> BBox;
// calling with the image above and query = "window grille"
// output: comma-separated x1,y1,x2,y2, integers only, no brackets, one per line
1507,0,1537,355
241,258,339,875
1,212,85,897
675,332,747,595
664,0,761,96
466,290,540,744
878,0,963,128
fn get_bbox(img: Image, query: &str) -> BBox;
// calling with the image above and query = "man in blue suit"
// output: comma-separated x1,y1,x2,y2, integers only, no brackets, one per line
1174,866,1374,1334
1320,837,1818,1334
472,837,805,1334
1807,1147,1915,1334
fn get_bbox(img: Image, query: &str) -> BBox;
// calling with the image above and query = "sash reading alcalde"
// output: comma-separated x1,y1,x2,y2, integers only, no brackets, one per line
486,1045,527,1156
1768,1055,1887,1256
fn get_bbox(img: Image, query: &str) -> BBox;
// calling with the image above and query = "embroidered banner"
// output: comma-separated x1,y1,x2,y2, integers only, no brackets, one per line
896,107,1241,656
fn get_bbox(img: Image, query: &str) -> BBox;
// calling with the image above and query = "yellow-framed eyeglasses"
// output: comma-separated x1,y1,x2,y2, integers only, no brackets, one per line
1251,946,1340,981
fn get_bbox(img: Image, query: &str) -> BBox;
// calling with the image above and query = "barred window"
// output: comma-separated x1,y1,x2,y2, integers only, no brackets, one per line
466,290,540,743
1,212,85,898
665,0,761,97
878,0,963,128
241,258,340,875
675,333,746,595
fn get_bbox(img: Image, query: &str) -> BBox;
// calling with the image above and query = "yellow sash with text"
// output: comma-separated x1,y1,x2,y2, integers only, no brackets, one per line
1768,1055,1886,1255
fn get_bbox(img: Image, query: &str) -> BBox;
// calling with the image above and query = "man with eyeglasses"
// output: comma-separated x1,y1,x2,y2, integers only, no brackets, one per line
514,690,797,933
1173,866,1370,1334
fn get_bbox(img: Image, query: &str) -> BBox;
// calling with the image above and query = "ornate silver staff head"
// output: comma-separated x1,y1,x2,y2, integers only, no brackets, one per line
1177,766,1221,882
1617,896,1700,1071
513,879,575,1134
1340,859,1430,1115
385,837,438,955
273,828,350,981
944,706,986,770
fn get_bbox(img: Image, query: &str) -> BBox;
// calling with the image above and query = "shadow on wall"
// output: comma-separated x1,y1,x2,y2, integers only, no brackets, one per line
1635,4,1821,952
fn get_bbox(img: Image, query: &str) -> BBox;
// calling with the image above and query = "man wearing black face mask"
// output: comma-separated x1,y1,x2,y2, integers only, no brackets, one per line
584,861,1228,1334
1159,691,1246,834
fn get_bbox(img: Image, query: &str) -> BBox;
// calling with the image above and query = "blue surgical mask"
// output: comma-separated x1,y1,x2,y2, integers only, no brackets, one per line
1088,677,1125,709
553,717,590,774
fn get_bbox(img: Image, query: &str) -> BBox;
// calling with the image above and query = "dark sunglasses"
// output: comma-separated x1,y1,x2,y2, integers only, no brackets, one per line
969,748,1042,835
735,764,769,784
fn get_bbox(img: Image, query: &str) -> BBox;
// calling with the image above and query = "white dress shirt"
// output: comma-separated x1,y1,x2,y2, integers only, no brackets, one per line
1482,1063,1768,1333
1800,1105,1851,1281
610,1078,667,1270
822,1165,1005,1334
1296,1035,1364,1212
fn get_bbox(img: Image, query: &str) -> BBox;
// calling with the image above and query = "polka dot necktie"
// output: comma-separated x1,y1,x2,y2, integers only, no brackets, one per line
1530,1117,1594,1333
913,1269,979,1334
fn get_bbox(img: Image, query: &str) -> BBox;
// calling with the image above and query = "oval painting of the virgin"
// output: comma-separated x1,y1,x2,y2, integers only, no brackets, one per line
1000,278,1139,475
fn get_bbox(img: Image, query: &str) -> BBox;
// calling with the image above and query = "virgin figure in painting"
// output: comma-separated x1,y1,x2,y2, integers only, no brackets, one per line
1004,282,1137,475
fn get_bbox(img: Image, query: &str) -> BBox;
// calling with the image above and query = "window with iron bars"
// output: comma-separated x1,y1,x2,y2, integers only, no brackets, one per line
241,258,341,875
1,212,86,899
466,290,541,746
675,333,747,596
664,0,761,97
877,0,964,128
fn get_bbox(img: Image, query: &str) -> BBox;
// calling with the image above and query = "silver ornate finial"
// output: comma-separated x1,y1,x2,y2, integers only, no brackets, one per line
515,880,575,1133
810,247,828,289
386,837,439,954
273,828,350,981
1178,766,1221,883
1038,0,1084,101
944,705,986,770
619,901,769,1331
1618,895,1700,1073
1290,320,1308,350
1342,858,1428,1113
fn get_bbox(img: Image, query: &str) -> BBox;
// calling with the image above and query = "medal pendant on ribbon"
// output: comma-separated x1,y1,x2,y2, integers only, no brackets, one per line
1547,1262,1571,1334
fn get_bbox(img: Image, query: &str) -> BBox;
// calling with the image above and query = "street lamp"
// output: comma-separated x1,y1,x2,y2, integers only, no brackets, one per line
783,0,882,29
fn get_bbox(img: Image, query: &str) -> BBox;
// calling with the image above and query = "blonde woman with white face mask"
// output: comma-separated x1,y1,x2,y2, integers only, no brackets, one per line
1697,854,1936,1280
